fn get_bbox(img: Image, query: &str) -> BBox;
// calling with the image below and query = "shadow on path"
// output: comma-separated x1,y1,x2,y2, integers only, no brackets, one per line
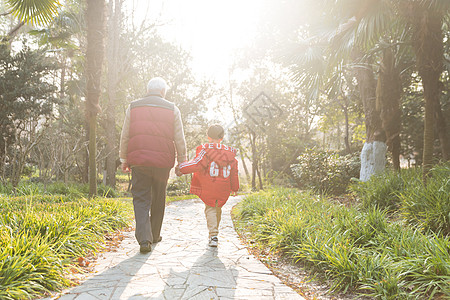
56,248,150,299
161,247,237,299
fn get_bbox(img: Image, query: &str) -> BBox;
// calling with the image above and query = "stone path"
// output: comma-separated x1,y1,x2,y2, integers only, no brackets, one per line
46,196,304,300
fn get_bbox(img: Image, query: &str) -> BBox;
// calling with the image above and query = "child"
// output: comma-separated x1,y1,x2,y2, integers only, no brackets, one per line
177,124,239,247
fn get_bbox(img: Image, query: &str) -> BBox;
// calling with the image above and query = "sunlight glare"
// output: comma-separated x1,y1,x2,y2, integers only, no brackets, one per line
136,0,262,80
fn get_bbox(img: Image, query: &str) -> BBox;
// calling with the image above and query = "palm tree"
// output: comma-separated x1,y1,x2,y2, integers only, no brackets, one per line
309,0,449,180
286,1,394,181
2,0,61,41
404,1,449,180
86,0,106,197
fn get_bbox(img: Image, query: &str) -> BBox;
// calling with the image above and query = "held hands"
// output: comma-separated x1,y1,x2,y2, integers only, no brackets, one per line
121,162,131,173
175,164,183,177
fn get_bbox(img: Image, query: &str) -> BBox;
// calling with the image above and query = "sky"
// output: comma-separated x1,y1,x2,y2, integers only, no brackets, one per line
128,0,263,82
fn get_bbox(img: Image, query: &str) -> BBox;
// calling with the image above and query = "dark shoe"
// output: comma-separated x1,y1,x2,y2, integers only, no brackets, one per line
153,236,162,243
208,236,218,247
139,241,152,254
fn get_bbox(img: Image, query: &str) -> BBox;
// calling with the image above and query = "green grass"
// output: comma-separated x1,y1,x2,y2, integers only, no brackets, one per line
6,181,120,199
351,163,450,235
166,194,198,203
234,187,450,299
349,167,421,211
0,194,133,299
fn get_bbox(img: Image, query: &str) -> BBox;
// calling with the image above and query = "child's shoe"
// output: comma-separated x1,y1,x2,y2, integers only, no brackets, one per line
209,236,218,247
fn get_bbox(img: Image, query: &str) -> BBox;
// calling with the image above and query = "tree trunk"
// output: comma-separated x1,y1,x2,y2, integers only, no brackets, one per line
377,47,402,170
88,114,97,196
239,147,251,185
105,0,121,188
434,96,449,161
256,164,264,190
353,51,387,181
83,121,89,183
86,0,106,197
410,5,443,180
249,131,257,190
342,101,351,154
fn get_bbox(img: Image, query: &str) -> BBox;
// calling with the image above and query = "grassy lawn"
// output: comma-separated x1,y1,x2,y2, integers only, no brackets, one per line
234,187,450,299
0,179,201,300
0,194,133,299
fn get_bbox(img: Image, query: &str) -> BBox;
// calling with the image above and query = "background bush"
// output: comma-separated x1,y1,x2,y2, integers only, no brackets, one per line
2,181,119,199
349,168,420,211
351,163,450,235
399,163,450,235
291,148,360,195
166,176,191,196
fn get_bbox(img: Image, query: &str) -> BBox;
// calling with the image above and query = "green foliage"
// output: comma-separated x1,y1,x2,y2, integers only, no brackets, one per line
4,181,119,199
5,0,61,25
351,164,450,235
97,183,118,198
401,89,425,166
0,43,60,186
166,194,198,203
0,182,13,195
350,168,420,211
0,44,59,135
166,176,190,196
291,148,360,195
0,194,132,299
399,164,450,235
235,188,450,298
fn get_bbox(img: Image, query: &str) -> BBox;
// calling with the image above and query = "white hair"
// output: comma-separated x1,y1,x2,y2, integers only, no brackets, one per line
147,77,168,96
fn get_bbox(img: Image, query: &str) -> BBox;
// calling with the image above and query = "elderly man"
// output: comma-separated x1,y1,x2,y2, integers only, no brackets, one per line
119,77,187,253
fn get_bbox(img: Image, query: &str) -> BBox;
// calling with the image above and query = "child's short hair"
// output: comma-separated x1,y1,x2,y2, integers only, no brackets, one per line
207,124,224,140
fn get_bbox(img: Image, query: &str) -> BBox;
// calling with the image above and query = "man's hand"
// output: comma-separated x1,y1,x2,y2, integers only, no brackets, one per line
175,164,183,176
121,162,130,173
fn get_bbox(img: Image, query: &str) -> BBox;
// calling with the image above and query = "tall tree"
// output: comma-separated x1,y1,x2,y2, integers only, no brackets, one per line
0,45,59,187
405,1,448,179
376,46,402,170
321,0,449,180
86,0,105,197
104,0,122,188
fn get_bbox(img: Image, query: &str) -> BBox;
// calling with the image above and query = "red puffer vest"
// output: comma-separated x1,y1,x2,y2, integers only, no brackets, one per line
179,143,240,207
127,95,175,168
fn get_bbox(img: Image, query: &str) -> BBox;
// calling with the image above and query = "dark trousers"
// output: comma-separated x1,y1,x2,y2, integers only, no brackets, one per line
131,166,170,244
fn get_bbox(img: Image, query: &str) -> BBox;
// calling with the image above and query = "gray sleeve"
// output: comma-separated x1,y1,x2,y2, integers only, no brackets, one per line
119,105,131,163
173,106,187,163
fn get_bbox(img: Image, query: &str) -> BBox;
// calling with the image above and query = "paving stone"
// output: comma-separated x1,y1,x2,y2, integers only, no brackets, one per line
53,294,77,300
86,287,115,299
163,287,186,299
44,196,304,300
71,293,99,300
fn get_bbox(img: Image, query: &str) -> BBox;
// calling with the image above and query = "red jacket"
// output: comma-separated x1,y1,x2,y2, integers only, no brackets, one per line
179,143,239,207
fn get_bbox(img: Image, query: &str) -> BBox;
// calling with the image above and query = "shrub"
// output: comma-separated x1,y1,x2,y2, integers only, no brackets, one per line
0,182,13,195
235,188,450,298
97,183,118,198
15,181,44,196
0,194,132,299
291,148,360,195
399,163,450,235
45,181,71,195
349,168,420,211
37,181,117,199
166,176,190,196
